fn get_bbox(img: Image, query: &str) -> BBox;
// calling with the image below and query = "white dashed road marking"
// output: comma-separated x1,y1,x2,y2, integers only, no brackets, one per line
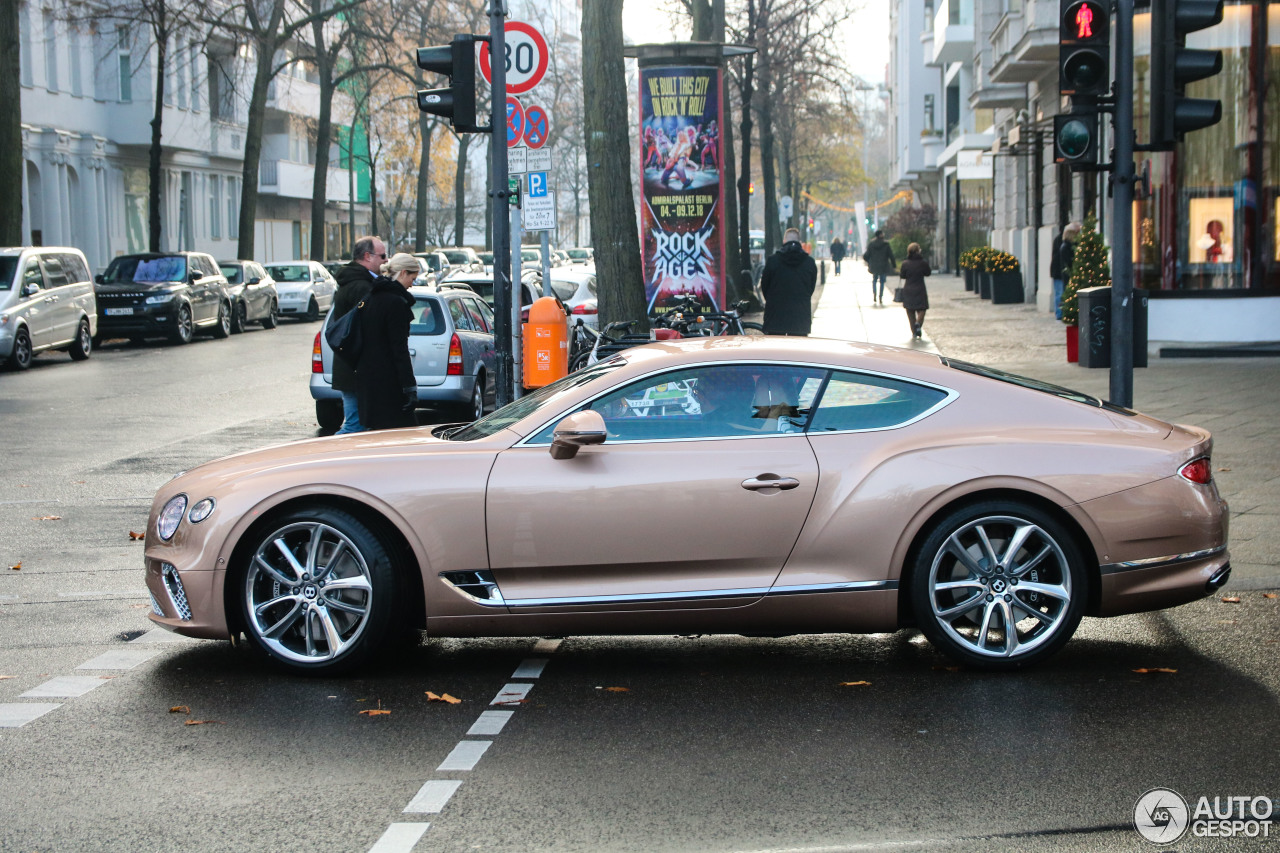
467,710,514,736
20,676,111,698
511,657,547,678
403,780,463,814
367,823,431,853
436,740,492,772
0,703,63,728
533,638,562,653
76,648,162,670
490,682,534,705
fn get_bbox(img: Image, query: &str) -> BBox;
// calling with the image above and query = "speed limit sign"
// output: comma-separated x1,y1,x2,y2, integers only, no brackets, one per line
478,21,549,95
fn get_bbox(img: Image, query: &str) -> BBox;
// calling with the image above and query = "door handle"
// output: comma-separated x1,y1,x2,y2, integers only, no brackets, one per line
741,475,801,491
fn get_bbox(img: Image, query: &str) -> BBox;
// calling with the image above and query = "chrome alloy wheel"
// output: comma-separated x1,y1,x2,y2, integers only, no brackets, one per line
923,512,1078,663
245,521,374,665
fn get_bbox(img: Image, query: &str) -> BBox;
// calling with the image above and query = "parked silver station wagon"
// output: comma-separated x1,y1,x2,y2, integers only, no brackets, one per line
0,246,97,370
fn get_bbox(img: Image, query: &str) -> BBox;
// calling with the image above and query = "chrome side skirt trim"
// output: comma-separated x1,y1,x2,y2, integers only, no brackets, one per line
440,575,898,609
1099,545,1227,575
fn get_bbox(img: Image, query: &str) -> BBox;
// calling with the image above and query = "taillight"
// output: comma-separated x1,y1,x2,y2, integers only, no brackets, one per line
447,333,464,375
312,331,324,374
1179,458,1212,485
572,303,598,315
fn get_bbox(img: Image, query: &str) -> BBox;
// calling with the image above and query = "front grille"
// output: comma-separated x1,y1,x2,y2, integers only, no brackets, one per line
161,562,192,621
99,292,147,299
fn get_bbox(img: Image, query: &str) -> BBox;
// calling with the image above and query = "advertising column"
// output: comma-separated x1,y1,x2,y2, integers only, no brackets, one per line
639,65,726,313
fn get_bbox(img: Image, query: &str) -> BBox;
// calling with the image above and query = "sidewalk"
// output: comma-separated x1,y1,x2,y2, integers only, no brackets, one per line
809,261,1280,592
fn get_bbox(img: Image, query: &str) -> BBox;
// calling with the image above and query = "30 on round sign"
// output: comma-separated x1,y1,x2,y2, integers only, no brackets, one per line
479,21,549,95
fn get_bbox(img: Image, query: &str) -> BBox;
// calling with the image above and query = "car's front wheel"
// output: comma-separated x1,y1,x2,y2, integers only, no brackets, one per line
305,296,320,322
236,506,404,675
909,501,1086,670
7,326,32,370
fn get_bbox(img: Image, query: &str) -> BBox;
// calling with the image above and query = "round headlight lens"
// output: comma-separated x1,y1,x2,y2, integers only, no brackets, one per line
157,495,188,541
188,498,215,524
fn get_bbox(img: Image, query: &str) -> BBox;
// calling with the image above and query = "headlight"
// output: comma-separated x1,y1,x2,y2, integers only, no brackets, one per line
145,293,175,304
188,498,215,524
157,494,188,541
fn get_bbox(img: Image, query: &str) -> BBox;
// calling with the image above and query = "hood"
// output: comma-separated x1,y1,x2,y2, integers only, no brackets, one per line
97,281,184,292
780,242,807,266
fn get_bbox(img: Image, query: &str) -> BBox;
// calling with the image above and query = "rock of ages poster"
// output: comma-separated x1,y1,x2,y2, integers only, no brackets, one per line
639,65,725,313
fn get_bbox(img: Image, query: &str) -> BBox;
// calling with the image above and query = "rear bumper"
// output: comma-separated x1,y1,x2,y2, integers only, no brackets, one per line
309,373,476,405
1094,549,1231,616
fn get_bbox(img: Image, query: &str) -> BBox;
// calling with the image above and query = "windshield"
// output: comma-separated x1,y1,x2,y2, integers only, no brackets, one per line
448,359,626,441
567,249,589,260
479,252,494,264
102,255,187,284
266,264,310,282
0,256,16,290
220,265,244,284
444,251,474,265
521,250,539,262
942,358,1134,414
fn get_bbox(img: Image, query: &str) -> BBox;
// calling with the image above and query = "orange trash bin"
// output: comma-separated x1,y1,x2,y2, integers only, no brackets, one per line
522,296,569,388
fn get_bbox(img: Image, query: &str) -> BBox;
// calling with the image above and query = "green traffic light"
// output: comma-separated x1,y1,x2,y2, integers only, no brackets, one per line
1057,118,1092,159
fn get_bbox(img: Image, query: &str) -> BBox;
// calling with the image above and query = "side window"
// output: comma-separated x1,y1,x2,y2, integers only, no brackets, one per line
809,371,949,432
22,258,45,293
530,364,827,444
463,298,489,332
57,253,89,284
448,299,474,331
188,256,206,278
39,255,70,289
476,298,495,330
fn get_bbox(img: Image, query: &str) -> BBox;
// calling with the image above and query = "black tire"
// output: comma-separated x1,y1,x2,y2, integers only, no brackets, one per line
7,326,32,370
261,300,278,329
316,399,344,432
569,351,592,372
170,304,194,345
458,376,485,422
234,506,405,675
909,500,1087,671
211,301,232,339
69,318,92,361
739,321,765,337
231,301,247,334
305,296,320,322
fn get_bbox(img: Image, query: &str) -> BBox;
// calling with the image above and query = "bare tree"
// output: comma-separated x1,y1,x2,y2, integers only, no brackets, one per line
0,0,22,243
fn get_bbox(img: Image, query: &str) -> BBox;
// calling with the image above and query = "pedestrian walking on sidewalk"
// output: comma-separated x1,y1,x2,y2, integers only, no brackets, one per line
862,230,896,304
830,237,846,276
898,242,931,339
355,253,419,431
331,235,387,434
761,227,817,336
1051,222,1082,320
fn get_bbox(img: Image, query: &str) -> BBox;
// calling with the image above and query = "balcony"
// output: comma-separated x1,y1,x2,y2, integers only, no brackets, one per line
931,0,975,66
968,57,1028,109
266,76,322,118
988,0,1059,84
259,159,355,203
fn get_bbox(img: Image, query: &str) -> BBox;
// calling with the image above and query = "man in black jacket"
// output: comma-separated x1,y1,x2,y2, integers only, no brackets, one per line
761,228,818,336
331,235,386,433
862,229,896,304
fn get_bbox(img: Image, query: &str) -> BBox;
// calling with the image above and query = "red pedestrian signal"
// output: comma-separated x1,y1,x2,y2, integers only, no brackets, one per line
1075,3,1094,39
1059,0,1109,98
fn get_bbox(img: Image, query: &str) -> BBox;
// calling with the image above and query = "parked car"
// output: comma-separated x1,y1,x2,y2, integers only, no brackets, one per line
95,252,232,345
310,285,496,430
218,260,279,333
477,251,494,275
414,251,452,280
411,257,438,288
552,249,571,267
263,260,337,321
322,260,349,278
430,247,485,273
144,337,1229,675
547,269,598,329
440,272,542,314
566,247,594,265
0,246,97,369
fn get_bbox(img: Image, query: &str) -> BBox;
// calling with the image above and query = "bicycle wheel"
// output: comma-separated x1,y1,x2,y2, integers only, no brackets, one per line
738,321,766,337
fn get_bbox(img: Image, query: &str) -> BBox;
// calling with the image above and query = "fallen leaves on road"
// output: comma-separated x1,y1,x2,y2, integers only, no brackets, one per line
1264,593,1277,600
1132,667,1178,674
1221,596,1242,604
840,681,872,687
603,687,630,693
359,700,391,716
425,692,461,704
128,531,144,541
184,719,225,726
32,516,62,521
1217,467,1231,472
8,562,20,571
0,675,16,680
169,705,191,714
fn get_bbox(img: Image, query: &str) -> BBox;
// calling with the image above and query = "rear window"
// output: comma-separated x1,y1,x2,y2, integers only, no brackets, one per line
0,257,16,290
102,255,187,284
411,297,446,336
549,278,578,301
266,264,309,282
809,371,949,432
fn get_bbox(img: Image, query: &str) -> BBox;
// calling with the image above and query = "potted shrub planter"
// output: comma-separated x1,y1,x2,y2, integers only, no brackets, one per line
991,271,1024,304
963,268,975,291
978,272,993,299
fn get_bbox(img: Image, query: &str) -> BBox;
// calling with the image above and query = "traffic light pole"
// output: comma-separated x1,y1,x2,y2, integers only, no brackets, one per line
1110,0,1135,408
489,0,514,408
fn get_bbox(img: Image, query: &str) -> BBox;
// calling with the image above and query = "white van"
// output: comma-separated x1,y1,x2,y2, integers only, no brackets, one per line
0,247,97,370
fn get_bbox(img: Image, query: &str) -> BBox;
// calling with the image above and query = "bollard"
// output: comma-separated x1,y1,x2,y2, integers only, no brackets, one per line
522,296,568,388
820,261,826,286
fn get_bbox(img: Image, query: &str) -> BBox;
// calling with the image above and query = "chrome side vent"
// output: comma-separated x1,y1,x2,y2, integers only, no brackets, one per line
149,591,166,618
440,571,506,607
161,562,192,621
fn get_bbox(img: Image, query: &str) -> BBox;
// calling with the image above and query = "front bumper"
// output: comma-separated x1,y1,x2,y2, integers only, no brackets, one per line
97,306,181,337
277,292,314,315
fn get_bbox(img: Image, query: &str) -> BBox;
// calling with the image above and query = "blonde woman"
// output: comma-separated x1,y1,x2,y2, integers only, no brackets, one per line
353,253,419,429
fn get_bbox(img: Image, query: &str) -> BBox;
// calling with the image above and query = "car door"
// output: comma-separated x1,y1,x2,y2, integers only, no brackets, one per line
187,256,216,323
461,296,497,383
472,298,498,378
36,253,76,345
484,362,828,611
17,256,54,348
247,263,270,318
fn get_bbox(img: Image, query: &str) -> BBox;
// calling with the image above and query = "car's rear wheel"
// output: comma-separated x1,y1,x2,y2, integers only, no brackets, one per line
69,318,92,360
237,506,403,675
170,305,194,345
261,300,278,329
909,501,1086,670
316,399,344,432
7,326,32,370
231,301,247,334
305,296,320,322
459,377,484,422
211,301,232,339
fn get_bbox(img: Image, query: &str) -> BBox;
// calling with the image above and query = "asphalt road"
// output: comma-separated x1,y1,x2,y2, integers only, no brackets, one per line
1,322,1277,853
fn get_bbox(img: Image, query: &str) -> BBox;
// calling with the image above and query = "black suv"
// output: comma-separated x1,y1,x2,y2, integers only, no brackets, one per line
95,252,233,345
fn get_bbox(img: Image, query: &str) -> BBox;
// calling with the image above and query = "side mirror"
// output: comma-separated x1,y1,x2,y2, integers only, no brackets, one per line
549,409,607,460
190,272,200,283
21,282,40,298
94,273,104,284
248,276,262,285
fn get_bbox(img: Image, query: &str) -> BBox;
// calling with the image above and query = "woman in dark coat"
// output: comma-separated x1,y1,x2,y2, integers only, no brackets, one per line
898,242,931,340
355,253,419,430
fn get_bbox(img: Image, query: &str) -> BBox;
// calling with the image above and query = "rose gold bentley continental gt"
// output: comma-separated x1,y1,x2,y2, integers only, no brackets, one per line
143,337,1230,674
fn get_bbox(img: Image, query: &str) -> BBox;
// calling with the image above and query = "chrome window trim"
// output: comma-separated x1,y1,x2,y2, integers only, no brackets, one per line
516,359,958,448
1099,545,1227,575
453,579,900,609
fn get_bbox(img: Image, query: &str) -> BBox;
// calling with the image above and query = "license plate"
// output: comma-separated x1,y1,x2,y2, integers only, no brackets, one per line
105,307,134,316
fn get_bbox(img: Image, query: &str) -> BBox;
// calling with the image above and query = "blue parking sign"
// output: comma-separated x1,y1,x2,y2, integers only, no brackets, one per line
528,171,548,198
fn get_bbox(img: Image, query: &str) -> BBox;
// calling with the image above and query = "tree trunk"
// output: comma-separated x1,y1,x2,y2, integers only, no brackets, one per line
582,0,646,331
453,132,470,245
238,45,275,260
308,9,334,260
148,11,167,252
0,0,24,244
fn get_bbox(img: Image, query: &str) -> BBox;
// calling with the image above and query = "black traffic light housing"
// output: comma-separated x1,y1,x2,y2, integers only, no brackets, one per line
1149,0,1223,149
416,35,484,133
1054,112,1098,165
1059,0,1110,98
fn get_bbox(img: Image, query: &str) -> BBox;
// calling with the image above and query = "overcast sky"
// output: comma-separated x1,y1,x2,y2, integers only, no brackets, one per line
620,2,890,87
